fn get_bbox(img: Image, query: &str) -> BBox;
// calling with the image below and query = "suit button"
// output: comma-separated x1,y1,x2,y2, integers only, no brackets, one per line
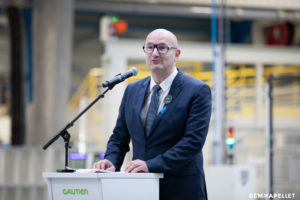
145,146,149,151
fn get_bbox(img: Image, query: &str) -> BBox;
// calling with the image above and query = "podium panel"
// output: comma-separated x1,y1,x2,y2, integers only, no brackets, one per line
43,172,163,200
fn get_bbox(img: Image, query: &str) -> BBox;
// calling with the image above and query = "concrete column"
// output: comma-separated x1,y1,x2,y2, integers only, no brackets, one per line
27,0,74,145
100,50,127,146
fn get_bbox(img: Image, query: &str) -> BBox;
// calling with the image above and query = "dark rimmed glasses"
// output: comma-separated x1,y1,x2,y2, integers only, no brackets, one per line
143,43,177,54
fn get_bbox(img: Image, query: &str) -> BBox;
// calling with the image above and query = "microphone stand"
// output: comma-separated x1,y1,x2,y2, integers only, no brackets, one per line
42,85,114,172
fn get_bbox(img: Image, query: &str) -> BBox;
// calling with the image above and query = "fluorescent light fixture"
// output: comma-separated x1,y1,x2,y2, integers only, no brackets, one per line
190,6,212,14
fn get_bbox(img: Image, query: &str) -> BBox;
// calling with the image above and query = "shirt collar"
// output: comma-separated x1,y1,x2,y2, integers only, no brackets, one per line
149,68,178,92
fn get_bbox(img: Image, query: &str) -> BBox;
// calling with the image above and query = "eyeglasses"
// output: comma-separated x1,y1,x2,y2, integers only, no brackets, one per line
143,43,177,54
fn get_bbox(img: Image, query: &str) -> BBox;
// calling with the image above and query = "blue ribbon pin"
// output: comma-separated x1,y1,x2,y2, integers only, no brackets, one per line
160,106,166,115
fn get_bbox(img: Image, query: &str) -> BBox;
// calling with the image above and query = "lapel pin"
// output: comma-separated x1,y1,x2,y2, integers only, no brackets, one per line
164,95,172,105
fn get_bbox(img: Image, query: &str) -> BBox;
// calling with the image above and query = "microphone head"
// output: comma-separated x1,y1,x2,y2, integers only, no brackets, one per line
130,67,138,76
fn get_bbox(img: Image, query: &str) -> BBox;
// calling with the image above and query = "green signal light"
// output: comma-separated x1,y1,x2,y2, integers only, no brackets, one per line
226,138,236,145
112,16,118,22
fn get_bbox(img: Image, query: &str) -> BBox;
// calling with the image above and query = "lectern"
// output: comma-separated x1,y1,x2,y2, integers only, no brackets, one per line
43,172,163,200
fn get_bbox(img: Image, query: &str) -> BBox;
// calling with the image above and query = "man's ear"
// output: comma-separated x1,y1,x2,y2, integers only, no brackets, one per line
175,49,181,60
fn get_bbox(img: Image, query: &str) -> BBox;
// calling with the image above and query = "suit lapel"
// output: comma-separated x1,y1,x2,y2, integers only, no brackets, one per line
137,77,150,113
148,69,184,137
134,77,150,137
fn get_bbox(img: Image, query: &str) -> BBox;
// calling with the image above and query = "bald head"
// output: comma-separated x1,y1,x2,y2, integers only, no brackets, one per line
146,28,178,48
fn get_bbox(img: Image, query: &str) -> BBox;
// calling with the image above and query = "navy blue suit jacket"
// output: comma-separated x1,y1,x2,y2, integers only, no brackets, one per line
105,69,211,200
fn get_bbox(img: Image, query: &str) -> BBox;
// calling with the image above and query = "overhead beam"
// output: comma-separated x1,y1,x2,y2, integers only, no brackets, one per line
75,0,300,21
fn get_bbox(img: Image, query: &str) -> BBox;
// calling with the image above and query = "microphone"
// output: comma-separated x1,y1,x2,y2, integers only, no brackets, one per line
102,67,138,88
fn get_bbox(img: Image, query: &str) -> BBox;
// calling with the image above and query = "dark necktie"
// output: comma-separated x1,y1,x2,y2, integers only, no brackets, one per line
145,84,161,136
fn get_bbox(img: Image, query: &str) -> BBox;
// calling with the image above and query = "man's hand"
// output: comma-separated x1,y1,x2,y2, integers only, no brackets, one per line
93,159,116,172
125,159,149,173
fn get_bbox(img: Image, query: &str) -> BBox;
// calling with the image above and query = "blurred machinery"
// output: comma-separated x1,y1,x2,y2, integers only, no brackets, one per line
206,165,256,200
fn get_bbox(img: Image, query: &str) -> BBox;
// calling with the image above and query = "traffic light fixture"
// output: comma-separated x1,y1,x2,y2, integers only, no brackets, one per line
100,16,128,43
226,127,236,150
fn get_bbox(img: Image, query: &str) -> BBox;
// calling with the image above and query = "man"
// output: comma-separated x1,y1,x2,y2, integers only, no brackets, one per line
94,28,211,200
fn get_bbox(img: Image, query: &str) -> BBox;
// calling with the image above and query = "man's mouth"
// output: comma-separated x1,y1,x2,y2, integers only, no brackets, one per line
152,59,161,63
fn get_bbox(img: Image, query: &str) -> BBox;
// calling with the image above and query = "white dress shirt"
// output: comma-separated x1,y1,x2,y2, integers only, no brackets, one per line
140,68,178,126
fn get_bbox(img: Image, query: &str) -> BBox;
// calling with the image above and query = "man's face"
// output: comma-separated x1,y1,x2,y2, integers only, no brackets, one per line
144,31,179,73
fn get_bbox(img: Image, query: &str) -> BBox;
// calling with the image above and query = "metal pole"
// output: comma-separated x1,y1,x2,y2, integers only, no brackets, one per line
212,0,226,164
265,75,273,199
7,6,26,145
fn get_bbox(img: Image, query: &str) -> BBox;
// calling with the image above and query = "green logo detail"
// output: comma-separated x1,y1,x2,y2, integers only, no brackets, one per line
62,188,88,195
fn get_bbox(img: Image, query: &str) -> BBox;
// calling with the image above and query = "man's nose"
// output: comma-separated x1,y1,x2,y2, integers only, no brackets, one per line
152,47,160,56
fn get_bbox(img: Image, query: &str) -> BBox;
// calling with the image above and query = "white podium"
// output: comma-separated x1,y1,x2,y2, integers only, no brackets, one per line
43,172,163,200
